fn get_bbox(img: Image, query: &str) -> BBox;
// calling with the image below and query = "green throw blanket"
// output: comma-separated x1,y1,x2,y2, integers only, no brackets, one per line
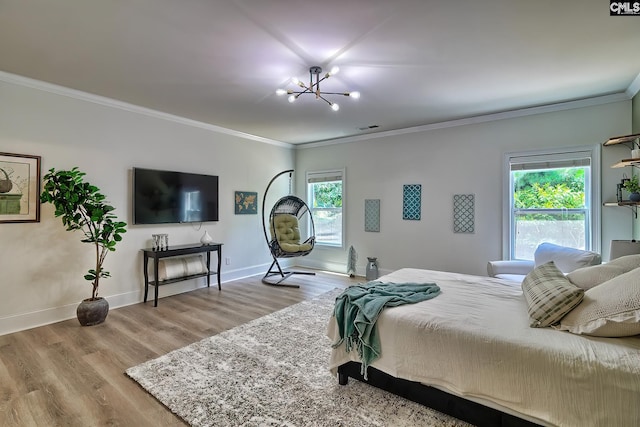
332,281,440,379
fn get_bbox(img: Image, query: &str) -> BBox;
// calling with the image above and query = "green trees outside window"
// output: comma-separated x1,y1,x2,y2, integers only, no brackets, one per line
512,167,588,259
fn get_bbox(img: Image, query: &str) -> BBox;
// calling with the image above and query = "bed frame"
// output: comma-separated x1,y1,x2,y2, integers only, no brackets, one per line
337,361,541,427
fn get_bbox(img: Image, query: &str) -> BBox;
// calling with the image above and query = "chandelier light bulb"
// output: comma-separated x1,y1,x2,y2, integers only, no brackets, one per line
277,66,358,111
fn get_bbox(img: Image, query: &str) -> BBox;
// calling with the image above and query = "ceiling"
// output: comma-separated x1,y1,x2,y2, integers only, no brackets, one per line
1,0,640,145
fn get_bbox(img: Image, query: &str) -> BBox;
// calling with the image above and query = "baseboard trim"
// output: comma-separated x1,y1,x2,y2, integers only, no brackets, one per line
0,262,287,336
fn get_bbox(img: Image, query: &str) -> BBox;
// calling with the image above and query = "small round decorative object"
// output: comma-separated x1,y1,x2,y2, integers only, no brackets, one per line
76,297,109,326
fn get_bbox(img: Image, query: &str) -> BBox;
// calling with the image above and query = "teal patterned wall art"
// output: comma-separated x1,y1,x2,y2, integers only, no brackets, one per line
453,194,475,233
402,184,421,220
364,199,380,232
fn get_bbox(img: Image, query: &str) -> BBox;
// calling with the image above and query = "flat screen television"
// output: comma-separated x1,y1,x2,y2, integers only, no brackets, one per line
133,167,219,224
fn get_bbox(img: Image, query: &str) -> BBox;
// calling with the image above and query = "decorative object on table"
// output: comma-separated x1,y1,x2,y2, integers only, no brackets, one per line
402,184,421,220
152,234,168,250
453,194,475,233
40,167,127,326
275,65,360,112
235,191,258,214
364,199,380,232
200,230,214,245
366,257,379,281
347,245,357,277
622,175,640,201
0,152,41,223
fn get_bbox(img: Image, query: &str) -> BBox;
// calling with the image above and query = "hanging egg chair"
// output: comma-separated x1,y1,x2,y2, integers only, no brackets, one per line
261,170,316,287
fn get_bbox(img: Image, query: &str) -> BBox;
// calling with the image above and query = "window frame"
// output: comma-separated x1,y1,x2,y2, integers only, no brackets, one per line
502,145,601,260
306,168,345,248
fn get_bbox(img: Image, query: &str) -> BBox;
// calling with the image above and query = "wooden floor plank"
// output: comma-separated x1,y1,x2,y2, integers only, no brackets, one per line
0,269,358,426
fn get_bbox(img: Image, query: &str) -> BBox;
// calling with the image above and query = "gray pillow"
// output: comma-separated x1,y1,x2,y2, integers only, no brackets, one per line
522,261,584,327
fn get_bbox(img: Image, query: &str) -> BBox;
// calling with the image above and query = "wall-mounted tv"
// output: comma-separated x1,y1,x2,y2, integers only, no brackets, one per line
133,167,219,224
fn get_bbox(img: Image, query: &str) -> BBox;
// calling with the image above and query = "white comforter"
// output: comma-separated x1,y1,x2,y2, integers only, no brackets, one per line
328,268,640,427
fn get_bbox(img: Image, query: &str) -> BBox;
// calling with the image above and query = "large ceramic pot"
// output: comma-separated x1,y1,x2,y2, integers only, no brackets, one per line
76,297,109,326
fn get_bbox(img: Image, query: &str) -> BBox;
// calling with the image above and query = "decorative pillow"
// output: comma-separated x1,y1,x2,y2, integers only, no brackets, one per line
534,242,601,274
521,261,584,327
567,254,640,290
154,255,207,281
558,267,640,337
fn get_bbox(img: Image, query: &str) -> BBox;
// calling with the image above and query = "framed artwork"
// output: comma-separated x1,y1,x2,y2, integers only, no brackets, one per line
364,199,380,232
453,194,475,233
0,152,41,223
235,191,258,214
402,184,421,220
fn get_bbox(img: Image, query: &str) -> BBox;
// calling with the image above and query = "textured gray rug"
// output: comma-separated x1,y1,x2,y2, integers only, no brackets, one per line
126,289,471,427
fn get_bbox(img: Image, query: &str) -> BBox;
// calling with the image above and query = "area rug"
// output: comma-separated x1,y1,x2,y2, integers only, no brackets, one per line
126,289,471,427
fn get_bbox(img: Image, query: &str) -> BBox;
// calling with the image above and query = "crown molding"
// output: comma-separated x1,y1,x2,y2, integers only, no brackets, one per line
296,92,631,149
2,70,635,151
626,71,640,98
0,71,293,149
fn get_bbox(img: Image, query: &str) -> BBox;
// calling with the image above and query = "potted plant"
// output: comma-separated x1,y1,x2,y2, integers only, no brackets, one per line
623,175,640,202
40,167,127,326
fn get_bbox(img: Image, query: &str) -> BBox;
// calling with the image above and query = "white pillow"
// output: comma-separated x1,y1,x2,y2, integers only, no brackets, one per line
567,254,640,290
521,261,584,328
534,242,601,274
558,267,640,337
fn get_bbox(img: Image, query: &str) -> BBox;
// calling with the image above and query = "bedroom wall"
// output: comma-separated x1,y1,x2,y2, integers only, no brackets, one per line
0,75,294,335
295,100,633,277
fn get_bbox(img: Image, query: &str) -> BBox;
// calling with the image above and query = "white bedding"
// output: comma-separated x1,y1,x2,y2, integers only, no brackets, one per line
327,268,640,427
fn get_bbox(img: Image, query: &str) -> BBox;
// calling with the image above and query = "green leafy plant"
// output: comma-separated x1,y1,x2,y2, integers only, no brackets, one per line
40,167,127,300
623,175,640,193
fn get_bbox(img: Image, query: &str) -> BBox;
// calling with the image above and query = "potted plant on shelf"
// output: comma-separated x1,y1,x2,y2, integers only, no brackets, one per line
40,167,127,326
623,175,640,202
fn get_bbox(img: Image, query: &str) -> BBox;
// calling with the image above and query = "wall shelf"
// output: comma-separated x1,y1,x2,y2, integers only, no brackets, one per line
603,201,639,218
603,133,640,147
604,134,640,216
611,158,640,168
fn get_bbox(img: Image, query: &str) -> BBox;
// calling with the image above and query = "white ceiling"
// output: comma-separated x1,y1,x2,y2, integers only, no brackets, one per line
1,0,640,145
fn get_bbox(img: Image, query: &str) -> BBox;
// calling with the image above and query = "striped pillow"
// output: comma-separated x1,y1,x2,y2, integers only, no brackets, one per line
521,261,584,327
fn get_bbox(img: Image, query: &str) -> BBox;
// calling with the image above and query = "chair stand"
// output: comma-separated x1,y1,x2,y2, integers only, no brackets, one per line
262,258,315,287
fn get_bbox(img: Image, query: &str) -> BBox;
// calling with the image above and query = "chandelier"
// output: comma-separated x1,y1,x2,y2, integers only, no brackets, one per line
276,66,360,111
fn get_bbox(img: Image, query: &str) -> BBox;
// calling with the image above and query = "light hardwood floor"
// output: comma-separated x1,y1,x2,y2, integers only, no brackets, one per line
0,269,359,427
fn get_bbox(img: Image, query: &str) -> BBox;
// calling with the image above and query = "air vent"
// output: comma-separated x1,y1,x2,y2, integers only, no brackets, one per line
358,125,379,131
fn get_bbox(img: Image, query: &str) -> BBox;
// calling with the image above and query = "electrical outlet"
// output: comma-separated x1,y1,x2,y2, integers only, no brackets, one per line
225,257,231,265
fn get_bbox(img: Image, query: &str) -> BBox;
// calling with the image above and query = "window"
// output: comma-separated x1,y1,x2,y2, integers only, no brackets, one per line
307,169,344,247
503,146,600,260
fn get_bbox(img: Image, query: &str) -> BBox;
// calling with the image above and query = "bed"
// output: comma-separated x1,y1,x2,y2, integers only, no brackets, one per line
327,268,640,427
